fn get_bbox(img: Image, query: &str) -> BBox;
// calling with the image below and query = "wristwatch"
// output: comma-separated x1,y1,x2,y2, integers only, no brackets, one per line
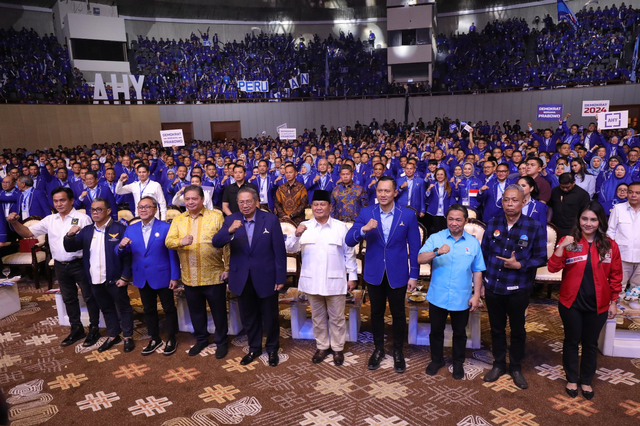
433,247,440,256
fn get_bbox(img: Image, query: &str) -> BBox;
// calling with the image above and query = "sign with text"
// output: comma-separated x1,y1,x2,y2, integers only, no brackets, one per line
582,100,610,116
537,104,563,120
160,129,185,147
93,73,145,105
278,128,297,140
237,80,269,92
597,111,628,130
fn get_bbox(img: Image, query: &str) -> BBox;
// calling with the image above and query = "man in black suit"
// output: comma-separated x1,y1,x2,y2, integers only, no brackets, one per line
63,197,134,353
212,187,287,367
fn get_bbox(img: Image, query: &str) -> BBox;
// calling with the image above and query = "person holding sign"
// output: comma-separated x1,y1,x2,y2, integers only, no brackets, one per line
116,164,166,220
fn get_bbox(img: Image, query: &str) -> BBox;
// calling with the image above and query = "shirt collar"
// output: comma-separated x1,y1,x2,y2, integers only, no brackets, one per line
142,218,155,229
380,203,396,217
311,217,332,228
242,213,256,223
445,228,466,240
95,219,112,231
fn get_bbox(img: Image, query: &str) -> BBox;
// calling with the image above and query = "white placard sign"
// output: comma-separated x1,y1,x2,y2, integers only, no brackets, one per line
278,128,297,140
597,111,628,130
582,100,610,116
160,129,185,147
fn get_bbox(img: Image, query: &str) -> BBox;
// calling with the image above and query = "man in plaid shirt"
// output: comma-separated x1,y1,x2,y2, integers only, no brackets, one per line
480,184,547,390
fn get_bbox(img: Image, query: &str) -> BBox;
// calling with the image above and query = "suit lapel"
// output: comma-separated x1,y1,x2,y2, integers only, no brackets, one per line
386,205,402,245
373,206,384,241
249,210,265,254
145,220,159,255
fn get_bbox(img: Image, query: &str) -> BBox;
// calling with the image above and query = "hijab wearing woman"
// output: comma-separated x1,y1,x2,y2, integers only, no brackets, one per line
599,164,630,203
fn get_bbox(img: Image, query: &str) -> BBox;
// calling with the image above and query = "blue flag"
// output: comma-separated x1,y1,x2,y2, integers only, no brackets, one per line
557,0,578,32
631,36,639,83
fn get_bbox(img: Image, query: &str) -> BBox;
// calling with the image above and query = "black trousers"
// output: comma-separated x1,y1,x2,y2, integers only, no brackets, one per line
429,303,469,365
367,273,407,352
138,283,178,340
184,284,228,347
558,303,607,385
238,276,280,353
55,259,100,329
424,213,447,238
91,283,134,338
484,288,530,371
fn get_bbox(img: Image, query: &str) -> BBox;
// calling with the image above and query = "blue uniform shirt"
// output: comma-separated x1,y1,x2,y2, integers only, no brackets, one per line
419,229,486,311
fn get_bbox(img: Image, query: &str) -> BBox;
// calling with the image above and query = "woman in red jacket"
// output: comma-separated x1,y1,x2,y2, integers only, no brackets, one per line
548,201,622,400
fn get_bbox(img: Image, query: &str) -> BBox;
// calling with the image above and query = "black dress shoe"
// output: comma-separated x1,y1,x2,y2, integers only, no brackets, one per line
367,348,385,370
61,327,86,347
425,361,445,376
452,363,465,380
83,326,100,347
123,338,135,353
215,344,228,359
581,386,594,400
188,342,208,357
163,338,177,356
268,351,279,367
393,351,406,373
565,386,579,398
141,339,163,356
240,351,261,365
333,351,344,366
483,366,507,382
98,336,122,353
511,370,528,389
312,349,331,364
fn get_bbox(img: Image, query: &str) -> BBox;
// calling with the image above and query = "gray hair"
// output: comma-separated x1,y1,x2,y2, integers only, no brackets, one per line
237,186,259,201
139,195,158,208
504,184,524,197
18,175,34,187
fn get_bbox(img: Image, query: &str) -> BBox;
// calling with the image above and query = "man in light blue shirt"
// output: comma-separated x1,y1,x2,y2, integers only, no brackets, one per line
418,204,485,379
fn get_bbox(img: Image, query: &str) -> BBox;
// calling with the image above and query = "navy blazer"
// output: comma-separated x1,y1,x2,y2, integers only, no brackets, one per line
345,204,420,289
395,176,425,213
424,183,458,217
307,173,336,204
116,219,180,289
63,221,131,285
211,209,287,298
73,183,118,221
11,189,51,218
477,178,514,223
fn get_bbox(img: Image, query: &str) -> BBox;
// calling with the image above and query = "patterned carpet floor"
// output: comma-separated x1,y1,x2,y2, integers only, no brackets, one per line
2,280,640,426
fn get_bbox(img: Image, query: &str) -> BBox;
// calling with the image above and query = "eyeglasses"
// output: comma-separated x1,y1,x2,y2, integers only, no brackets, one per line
138,205,156,210
237,200,255,206
90,208,104,213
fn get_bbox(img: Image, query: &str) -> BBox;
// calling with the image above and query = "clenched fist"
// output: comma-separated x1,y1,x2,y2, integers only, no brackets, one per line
66,225,81,237
560,235,575,249
437,244,450,256
181,234,194,246
295,224,307,238
362,218,378,233
119,237,132,249
228,220,243,234
119,173,129,183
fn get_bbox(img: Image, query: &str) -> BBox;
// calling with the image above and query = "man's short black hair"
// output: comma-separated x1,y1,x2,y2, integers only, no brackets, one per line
378,175,397,190
51,186,74,200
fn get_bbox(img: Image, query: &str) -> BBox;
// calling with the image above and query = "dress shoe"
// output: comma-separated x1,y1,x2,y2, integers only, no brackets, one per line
511,370,528,389
333,351,344,366
188,342,209,357
98,336,122,353
240,351,261,365
312,349,331,364
141,339,163,356
452,363,465,380
123,337,135,353
61,327,86,347
215,344,228,359
483,367,507,382
367,348,385,370
163,338,177,356
268,351,279,367
565,385,579,398
393,351,406,373
425,361,445,376
82,326,100,347
581,386,594,400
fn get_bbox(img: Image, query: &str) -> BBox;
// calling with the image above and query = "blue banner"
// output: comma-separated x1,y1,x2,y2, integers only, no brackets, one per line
557,0,578,32
537,104,563,121
631,36,639,83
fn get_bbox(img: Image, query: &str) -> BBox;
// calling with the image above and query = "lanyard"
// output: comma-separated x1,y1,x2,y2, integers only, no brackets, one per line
139,180,150,198
87,186,97,202
21,188,33,212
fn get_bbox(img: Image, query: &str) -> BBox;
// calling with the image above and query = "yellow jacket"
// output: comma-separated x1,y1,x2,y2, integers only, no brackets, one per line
165,208,229,287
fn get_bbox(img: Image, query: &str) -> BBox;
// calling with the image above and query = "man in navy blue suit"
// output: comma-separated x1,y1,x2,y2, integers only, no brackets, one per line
395,162,425,217
74,172,118,221
117,195,181,356
12,176,51,219
212,187,287,367
346,176,420,373
63,197,134,353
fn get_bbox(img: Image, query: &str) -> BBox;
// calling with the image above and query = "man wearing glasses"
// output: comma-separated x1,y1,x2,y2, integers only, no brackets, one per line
117,196,181,356
477,163,513,223
63,198,134,353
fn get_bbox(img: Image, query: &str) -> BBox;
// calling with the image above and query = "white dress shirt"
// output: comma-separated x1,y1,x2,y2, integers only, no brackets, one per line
607,202,640,263
29,208,92,262
89,220,109,285
285,217,357,296
116,178,166,219
141,218,155,248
